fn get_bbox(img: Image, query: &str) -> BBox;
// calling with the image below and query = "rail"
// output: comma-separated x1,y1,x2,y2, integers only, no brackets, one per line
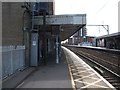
64,45,120,54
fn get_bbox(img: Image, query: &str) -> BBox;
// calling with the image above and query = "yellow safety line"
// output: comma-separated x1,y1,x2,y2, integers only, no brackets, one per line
75,64,82,67
75,74,83,77
74,72,89,76
76,80,109,88
76,67,84,69
70,66,74,68
76,80,96,85
81,79,102,88
73,73,78,75
76,67,88,70
74,73,95,81
64,48,111,89
68,64,76,90
72,69,92,77
94,84,110,88
74,74,99,80
84,78,111,88
71,69,76,71
77,69,91,73
63,49,76,90
85,76,100,80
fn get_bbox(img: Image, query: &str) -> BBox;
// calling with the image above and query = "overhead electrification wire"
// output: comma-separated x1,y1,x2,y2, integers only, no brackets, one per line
96,0,112,14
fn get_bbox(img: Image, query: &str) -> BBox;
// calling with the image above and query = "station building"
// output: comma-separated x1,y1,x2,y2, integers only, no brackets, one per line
2,1,86,79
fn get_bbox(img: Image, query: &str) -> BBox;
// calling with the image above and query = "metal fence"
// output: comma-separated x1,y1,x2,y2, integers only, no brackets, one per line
1,45,25,79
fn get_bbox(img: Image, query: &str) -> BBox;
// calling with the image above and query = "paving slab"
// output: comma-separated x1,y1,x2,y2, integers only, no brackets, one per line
16,51,72,89
2,67,36,88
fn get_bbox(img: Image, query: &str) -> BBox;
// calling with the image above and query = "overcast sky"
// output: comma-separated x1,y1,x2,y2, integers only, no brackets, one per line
55,0,119,37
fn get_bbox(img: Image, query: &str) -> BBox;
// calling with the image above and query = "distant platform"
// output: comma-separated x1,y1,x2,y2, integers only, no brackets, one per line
65,45,120,53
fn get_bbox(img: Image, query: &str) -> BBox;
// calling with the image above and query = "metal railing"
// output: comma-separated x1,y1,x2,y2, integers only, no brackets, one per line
1,45,25,79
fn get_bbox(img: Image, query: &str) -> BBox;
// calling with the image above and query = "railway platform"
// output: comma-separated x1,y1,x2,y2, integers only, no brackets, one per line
2,47,116,89
62,46,115,89
16,50,72,89
3,50,72,89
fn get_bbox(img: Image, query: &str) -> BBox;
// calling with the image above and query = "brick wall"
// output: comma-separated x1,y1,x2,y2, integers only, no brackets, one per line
2,2,30,46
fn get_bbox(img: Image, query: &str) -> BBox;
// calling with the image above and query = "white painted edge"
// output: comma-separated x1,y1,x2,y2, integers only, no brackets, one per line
62,46,116,89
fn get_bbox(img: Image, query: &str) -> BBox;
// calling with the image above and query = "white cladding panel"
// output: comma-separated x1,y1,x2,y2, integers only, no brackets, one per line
73,15,86,24
33,14,86,25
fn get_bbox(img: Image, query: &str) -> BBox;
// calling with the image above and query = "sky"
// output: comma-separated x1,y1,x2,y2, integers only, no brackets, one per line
55,0,120,37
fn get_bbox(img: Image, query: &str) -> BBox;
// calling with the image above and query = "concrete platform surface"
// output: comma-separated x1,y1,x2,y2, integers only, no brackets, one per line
15,51,72,89
2,67,36,88
62,46,116,90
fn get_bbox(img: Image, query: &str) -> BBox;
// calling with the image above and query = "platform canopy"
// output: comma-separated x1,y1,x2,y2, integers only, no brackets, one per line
33,14,86,41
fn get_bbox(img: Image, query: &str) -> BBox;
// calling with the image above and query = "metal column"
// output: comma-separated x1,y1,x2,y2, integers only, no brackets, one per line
43,11,47,65
56,35,59,64
56,26,61,64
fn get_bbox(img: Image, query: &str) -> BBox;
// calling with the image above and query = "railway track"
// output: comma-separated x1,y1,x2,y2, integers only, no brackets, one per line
65,46,120,89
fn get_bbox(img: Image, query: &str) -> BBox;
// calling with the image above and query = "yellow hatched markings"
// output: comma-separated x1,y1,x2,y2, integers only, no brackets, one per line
68,64,76,90
72,73,77,75
76,79,109,88
76,66,87,69
71,65,88,71
70,65,74,68
67,51,110,89
71,69,76,71
77,69,91,73
73,73,83,77
71,66,100,81
74,63,86,67
69,66,108,88
74,74,99,80
84,76,100,80
74,73,96,81
72,68,87,71
71,66,89,75
76,67,82,69
82,79,109,88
